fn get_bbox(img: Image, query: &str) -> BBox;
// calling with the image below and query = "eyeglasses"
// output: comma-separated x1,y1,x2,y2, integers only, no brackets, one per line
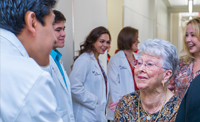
135,60,167,70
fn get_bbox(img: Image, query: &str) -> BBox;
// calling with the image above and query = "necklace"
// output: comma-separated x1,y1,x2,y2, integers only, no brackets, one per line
137,89,167,122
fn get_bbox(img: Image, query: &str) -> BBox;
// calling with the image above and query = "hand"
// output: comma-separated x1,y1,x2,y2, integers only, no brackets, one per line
109,101,119,112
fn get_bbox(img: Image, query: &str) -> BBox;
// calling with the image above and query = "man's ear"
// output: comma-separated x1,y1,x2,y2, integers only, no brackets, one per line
24,11,37,36
163,70,172,84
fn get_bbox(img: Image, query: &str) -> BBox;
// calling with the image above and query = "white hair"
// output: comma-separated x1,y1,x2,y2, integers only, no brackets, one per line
138,38,179,80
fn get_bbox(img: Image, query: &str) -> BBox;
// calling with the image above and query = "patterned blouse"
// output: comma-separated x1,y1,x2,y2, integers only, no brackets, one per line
114,90,181,122
168,60,200,100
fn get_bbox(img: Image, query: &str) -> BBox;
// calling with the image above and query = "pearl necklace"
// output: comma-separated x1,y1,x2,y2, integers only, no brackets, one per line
137,89,167,122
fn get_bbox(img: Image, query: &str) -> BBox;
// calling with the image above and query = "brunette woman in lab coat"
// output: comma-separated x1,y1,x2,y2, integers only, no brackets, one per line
69,26,111,122
107,26,140,121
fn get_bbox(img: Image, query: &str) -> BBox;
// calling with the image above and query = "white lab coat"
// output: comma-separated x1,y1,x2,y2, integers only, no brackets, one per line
69,52,109,122
106,50,137,120
0,28,63,122
42,56,75,122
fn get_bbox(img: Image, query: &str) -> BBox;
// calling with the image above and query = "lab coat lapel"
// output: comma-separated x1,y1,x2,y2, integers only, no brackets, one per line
50,57,68,93
120,51,132,75
89,52,109,100
89,52,102,73
60,60,71,94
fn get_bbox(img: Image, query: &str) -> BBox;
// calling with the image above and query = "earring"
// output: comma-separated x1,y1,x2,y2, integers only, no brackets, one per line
163,82,164,87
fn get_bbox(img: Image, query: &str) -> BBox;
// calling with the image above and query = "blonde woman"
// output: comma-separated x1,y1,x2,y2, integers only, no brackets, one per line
168,17,200,100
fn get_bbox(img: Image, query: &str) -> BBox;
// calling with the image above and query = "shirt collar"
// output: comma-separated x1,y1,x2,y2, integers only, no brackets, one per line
0,28,29,57
50,49,62,61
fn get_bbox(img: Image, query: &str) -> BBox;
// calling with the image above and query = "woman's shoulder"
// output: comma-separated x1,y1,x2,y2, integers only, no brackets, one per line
166,95,181,107
110,51,125,62
162,95,181,121
73,53,92,67
119,90,139,103
179,56,193,67
76,52,92,61
176,58,193,72
164,95,181,116
111,51,123,58
79,52,91,57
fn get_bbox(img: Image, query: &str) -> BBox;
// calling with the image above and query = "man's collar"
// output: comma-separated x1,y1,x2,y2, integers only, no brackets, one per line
50,49,62,61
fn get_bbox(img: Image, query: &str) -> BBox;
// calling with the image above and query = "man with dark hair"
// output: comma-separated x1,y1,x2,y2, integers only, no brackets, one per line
42,10,75,122
0,0,65,121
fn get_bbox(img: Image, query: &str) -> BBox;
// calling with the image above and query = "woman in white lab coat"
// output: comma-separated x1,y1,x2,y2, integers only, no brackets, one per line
69,26,111,122
107,26,140,121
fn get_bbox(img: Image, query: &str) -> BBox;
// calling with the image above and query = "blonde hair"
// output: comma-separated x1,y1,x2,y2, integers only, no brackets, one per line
181,17,200,64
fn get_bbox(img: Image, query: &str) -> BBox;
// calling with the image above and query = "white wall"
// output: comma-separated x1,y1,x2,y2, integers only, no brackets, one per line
171,13,179,54
107,0,124,56
124,0,169,43
124,0,154,44
74,0,108,71
178,13,185,57
157,0,168,40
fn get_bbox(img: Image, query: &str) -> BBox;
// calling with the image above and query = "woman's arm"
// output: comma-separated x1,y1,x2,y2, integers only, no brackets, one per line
108,59,122,111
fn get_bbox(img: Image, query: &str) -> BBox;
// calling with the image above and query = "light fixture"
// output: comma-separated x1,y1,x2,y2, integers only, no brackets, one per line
188,0,193,15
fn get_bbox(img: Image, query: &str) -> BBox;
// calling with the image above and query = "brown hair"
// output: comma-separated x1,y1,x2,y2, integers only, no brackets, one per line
180,17,200,64
74,26,111,61
53,10,66,24
117,26,138,51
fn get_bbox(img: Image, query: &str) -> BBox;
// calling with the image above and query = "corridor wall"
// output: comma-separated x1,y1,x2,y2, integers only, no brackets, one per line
124,0,153,44
157,0,168,40
107,0,124,56
73,0,108,72
124,0,169,44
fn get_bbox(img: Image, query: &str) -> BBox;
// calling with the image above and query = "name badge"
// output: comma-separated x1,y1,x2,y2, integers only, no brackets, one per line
119,65,127,69
92,71,100,76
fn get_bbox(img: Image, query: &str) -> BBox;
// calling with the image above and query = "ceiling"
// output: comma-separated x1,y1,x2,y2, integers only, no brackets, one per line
166,0,200,20
163,0,200,14
168,0,200,6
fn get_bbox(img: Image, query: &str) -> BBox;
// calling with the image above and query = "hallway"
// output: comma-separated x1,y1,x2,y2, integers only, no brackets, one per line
54,0,200,74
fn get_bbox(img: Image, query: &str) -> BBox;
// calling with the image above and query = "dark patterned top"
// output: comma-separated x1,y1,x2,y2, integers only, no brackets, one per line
168,60,200,100
114,90,181,122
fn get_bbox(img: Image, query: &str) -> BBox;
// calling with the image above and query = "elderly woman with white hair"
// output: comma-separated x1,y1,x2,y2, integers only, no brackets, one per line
114,38,181,122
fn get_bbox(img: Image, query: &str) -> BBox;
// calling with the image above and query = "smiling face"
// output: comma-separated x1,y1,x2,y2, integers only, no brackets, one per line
53,21,66,50
185,23,200,56
131,32,140,52
134,53,165,91
93,33,110,58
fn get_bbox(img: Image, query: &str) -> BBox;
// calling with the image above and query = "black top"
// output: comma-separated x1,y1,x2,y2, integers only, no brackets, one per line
175,74,200,122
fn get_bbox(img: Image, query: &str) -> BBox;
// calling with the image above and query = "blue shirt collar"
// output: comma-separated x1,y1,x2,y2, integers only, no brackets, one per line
50,49,62,61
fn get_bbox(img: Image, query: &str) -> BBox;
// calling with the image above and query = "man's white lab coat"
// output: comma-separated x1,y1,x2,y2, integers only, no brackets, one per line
0,28,63,122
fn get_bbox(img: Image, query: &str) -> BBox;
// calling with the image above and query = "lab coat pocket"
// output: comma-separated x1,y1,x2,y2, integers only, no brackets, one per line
95,103,101,121
81,105,97,122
